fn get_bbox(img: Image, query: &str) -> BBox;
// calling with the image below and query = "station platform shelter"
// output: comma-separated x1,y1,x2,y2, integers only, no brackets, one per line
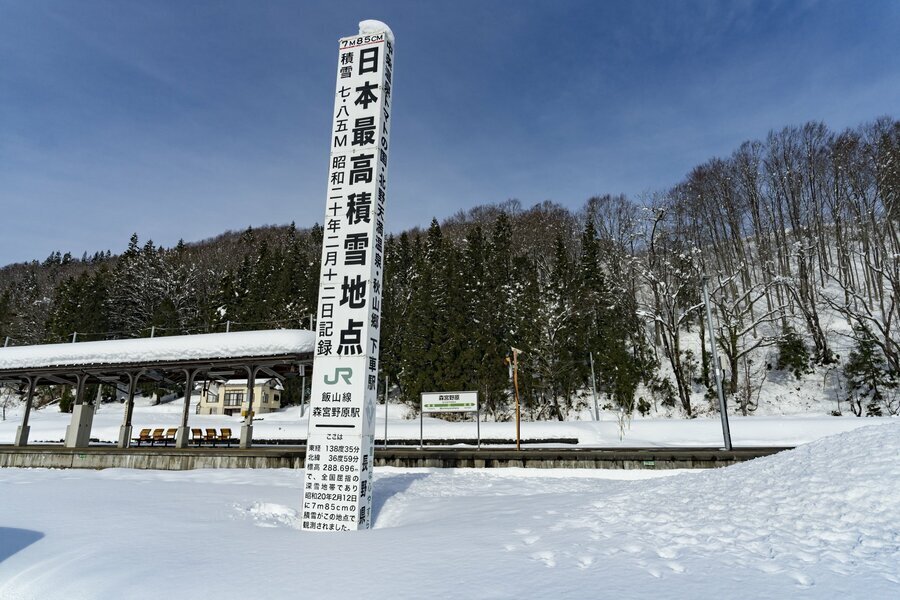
0,330,314,450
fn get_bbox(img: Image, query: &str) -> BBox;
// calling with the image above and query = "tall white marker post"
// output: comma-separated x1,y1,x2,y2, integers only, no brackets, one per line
301,21,395,532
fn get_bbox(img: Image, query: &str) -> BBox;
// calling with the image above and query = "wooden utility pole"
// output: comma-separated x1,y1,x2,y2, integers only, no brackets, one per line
589,351,599,421
511,347,522,451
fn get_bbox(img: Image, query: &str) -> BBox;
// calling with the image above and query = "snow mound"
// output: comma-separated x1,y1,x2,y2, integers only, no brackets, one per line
241,502,301,529
470,422,900,592
359,19,394,41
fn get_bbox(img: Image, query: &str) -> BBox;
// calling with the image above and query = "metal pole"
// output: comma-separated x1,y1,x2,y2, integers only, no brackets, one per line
71,332,78,343
124,373,138,427
589,351,600,421
14,376,37,446
150,326,155,338
119,371,140,448
176,369,197,448
476,398,481,450
702,276,732,451
300,374,306,418
309,314,315,331
419,399,424,450
3,336,9,347
241,366,257,449
246,368,256,421
383,375,388,449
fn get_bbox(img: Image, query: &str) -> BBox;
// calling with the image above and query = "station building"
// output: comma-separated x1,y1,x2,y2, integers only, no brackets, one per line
198,378,283,416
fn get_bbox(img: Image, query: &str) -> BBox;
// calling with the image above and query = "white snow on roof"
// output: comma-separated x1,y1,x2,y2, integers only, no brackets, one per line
359,19,394,42
0,329,314,371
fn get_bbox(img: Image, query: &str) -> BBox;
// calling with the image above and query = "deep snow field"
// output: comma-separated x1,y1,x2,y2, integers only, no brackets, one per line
1,423,898,599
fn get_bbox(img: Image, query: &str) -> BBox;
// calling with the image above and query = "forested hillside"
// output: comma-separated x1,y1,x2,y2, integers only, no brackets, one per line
2,117,897,419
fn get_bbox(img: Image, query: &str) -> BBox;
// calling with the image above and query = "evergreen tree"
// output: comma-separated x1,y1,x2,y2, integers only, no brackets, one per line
306,223,324,314
7,269,48,344
46,268,111,342
398,222,447,411
216,269,237,329
844,325,898,416
478,213,516,419
461,223,503,413
776,327,811,379
379,234,409,396
105,235,201,336
434,244,475,391
508,253,542,416
532,235,580,419
276,222,313,326
244,239,278,325
577,217,646,415
0,289,12,342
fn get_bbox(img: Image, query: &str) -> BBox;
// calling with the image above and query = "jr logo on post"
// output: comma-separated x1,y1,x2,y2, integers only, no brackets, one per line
300,20,395,533
324,368,353,385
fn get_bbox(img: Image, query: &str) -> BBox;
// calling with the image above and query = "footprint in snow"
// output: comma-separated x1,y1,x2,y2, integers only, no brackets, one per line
793,550,818,563
531,551,556,567
757,561,782,574
666,561,685,573
789,572,814,588
656,547,678,559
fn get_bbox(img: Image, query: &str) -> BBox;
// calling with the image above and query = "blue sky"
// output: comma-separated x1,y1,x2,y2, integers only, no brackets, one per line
1,0,897,265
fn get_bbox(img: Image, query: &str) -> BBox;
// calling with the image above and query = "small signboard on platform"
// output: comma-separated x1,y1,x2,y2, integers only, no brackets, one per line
420,391,480,449
421,391,478,413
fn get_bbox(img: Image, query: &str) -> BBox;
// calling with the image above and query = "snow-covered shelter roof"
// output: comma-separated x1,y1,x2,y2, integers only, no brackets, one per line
0,330,314,373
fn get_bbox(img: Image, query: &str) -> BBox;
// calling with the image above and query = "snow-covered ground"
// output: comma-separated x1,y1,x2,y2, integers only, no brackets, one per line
1,423,898,598
0,398,896,447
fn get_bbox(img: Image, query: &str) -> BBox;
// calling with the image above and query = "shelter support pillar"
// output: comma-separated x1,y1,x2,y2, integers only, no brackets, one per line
14,376,37,446
65,374,93,448
175,369,198,448
118,371,142,448
240,366,258,449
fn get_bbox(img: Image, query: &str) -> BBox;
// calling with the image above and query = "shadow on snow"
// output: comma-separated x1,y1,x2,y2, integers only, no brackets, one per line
371,472,430,524
0,528,45,564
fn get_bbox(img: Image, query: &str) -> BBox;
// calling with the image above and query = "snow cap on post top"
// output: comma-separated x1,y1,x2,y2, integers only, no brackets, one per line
359,19,394,42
